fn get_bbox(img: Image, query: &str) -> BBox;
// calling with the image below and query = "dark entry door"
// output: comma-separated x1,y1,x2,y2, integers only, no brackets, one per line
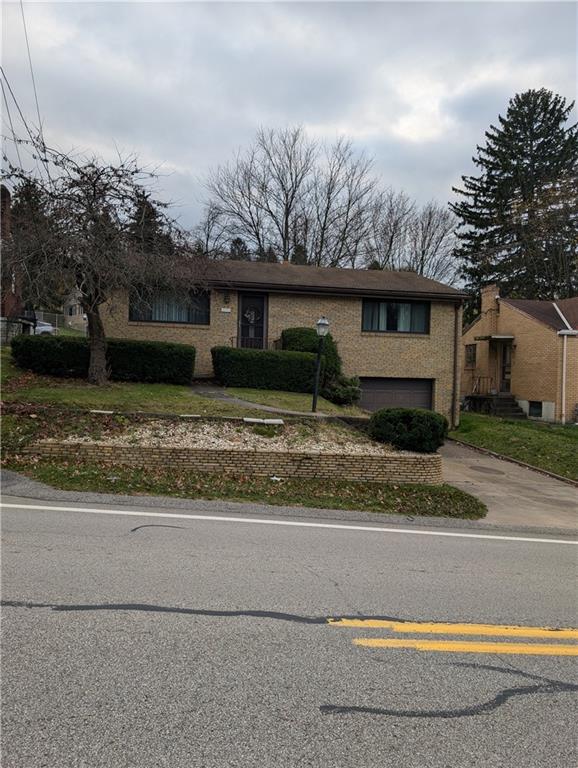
239,293,267,349
500,344,512,392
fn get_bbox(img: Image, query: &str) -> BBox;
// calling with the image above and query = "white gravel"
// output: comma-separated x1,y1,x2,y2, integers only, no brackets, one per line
59,420,393,455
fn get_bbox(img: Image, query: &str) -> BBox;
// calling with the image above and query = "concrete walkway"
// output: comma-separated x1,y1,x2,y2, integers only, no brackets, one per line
191,383,331,417
441,441,577,530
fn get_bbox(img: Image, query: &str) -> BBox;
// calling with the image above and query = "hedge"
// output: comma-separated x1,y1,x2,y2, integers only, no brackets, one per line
10,335,196,385
211,346,323,393
369,408,448,453
280,327,341,381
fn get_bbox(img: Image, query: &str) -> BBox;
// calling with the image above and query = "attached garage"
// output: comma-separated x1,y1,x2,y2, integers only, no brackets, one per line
359,377,433,412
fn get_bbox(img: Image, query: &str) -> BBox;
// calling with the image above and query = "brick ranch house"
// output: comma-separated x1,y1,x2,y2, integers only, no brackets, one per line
461,285,578,423
102,260,466,426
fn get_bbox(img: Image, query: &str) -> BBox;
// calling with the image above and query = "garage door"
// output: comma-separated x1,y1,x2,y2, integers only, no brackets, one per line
359,378,433,412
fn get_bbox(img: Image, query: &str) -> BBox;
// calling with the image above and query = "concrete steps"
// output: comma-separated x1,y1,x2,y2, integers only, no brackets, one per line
492,396,527,419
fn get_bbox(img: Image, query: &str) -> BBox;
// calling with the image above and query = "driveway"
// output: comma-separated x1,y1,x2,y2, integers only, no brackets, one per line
441,441,577,530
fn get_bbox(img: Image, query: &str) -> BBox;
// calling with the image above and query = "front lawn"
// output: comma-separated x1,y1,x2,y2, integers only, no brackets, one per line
4,455,487,519
1,347,361,418
450,413,578,481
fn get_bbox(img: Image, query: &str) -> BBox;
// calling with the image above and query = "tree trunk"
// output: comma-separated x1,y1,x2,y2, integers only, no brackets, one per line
85,307,109,385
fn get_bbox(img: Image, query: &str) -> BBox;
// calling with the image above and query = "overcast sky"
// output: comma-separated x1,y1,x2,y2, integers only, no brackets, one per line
2,1,576,228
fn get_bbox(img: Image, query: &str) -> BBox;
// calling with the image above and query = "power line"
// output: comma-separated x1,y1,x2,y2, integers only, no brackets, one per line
1,79,24,167
19,0,43,141
0,66,49,182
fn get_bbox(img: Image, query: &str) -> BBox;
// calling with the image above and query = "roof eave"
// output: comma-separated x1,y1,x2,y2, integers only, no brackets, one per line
208,279,465,302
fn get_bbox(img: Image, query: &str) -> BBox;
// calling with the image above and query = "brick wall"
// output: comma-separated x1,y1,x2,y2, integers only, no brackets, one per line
102,290,238,377
101,289,459,423
267,293,459,423
27,442,443,484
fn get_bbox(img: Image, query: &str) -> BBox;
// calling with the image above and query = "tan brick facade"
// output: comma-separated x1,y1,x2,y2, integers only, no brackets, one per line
27,441,443,485
461,287,577,422
101,289,460,424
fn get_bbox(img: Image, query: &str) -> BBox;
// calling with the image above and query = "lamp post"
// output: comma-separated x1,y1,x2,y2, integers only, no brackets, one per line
312,316,329,413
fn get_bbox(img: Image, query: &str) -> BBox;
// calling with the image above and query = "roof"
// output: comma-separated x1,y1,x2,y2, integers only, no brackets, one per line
501,297,578,331
206,260,465,301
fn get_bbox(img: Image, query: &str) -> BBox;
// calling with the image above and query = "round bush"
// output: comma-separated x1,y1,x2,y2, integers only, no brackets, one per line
369,408,448,453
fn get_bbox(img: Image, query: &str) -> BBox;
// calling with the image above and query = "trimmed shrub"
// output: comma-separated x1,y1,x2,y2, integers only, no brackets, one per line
281,327,341,381
11,335,89,378
10,335,195,385
369,408,448,453
321,375,361,406
211,346,323,393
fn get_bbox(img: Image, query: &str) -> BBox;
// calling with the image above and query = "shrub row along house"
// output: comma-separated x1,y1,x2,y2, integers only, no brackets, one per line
101,260,465,426
461,285,578,423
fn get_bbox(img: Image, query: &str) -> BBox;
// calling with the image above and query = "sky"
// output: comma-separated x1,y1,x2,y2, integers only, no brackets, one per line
2,1,576,229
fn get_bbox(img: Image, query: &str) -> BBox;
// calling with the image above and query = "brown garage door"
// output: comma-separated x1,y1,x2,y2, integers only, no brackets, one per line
359,378,433,412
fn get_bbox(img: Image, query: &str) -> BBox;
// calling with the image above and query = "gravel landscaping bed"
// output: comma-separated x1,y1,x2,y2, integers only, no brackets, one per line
55,419,393,455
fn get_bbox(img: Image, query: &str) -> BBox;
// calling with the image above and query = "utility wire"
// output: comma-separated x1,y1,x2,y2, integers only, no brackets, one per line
1,79,24,167
0,66,48,181
19,0,43,141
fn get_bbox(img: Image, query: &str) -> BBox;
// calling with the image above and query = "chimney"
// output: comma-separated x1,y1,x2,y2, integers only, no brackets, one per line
480,284,499,332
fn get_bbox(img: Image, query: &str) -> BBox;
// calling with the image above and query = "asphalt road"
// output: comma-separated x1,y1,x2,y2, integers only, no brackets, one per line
1,495,577,768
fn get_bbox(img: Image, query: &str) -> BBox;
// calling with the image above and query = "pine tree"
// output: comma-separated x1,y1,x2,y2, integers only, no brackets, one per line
229,237,251,261
451,88,578,310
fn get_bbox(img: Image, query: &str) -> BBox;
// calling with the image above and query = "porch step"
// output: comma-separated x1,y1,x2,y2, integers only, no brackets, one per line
492,397,526,419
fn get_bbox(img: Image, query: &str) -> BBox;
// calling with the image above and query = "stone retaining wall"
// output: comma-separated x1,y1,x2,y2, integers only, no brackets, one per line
27,442,442,485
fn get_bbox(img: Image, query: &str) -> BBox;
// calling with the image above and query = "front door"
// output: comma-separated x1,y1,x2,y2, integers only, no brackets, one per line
239,293,267,349
500,343,512,392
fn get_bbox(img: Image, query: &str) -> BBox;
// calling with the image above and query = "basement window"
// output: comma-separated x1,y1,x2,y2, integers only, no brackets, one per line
528,401,542,418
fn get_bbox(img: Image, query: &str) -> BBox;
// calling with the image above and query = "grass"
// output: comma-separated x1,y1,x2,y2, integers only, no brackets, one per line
450,412,578,481
56,326,86,337
3,454,487,519
226,387,366,416
1,347,364,418
0,346,20,386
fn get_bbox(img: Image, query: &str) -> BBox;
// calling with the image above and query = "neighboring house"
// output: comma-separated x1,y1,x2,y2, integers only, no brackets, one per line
63,294,87,333
0,184,26,344
461,285,578,423
101,260,465,425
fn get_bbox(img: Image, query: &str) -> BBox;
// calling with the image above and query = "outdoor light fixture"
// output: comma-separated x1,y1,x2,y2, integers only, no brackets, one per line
316,316,330,337
312,316,330,412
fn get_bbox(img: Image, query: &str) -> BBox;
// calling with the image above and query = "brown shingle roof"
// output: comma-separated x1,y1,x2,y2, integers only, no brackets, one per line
501,297,578,331
206,260,465,300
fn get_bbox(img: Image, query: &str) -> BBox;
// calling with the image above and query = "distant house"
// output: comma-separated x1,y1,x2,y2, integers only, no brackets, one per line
0,184,26,344
63,294,87,333
101,260,465,426
461,285,578,423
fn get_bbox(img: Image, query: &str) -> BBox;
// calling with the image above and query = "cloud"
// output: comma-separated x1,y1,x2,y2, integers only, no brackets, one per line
2,1,575,226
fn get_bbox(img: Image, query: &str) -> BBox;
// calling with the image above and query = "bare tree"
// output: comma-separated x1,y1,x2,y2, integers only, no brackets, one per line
3,143,207,384
405,202,459,283
363,188,415,270
194,200,230,258
202,127,377,266
307,138,377,267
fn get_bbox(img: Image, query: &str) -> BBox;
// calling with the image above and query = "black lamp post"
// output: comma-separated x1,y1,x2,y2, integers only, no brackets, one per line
312,316,329,413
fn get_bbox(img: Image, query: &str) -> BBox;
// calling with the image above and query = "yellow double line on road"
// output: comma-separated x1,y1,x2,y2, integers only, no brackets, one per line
328,618,578,656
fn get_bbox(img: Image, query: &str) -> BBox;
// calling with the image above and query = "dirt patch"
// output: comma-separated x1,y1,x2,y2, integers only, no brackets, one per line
57,419,392,455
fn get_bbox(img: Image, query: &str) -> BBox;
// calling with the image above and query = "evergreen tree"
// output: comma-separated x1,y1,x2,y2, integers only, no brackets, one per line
229,237,251,261
290,243,308,265
451,88,578,311
129,191,173,257
257,246,278,263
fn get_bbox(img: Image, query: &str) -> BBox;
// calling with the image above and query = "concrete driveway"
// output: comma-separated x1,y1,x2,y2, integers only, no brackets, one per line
441,441,577,531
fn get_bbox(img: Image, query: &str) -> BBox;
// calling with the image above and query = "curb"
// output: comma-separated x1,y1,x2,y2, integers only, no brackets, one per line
447,437,578,488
